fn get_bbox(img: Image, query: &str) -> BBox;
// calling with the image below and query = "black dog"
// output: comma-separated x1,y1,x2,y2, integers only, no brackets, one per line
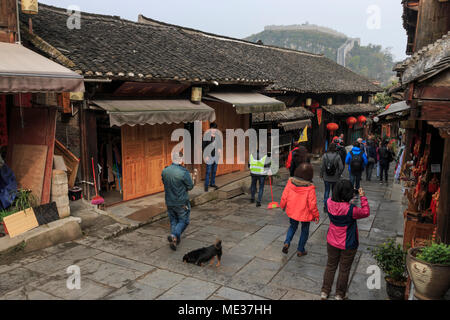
182,239,222,267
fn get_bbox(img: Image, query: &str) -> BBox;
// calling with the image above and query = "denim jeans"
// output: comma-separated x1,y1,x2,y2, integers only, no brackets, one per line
250,175,266,203
284,219,310,253
167,203,191,241
324,181,336,212
349,173,361,189
205,162,218,187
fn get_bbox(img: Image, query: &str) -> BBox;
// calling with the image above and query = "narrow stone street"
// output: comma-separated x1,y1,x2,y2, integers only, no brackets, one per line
0,164,404,300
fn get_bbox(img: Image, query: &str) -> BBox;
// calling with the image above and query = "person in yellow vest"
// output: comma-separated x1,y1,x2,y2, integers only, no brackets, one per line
249,149,271,207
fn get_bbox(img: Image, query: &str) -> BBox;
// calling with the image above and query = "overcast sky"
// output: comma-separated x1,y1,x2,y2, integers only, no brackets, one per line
39,0,407,61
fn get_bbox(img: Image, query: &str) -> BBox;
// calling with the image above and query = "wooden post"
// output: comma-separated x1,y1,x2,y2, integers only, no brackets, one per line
437,134,450,244
0,0,18,43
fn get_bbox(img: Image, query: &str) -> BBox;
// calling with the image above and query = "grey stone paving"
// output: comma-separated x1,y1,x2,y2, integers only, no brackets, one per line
0,165,406,300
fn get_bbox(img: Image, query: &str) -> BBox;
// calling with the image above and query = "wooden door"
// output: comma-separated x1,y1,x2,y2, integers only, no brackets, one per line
121,123,182,201
203,101,249,178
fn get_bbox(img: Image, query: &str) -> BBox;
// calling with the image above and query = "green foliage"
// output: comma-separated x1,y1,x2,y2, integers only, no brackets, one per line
245,29,396,85
0,189,37,222
370,238,407,282
374,92,393,107
416,243,450,265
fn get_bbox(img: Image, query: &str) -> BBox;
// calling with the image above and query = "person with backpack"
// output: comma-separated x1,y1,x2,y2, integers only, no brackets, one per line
320,143,344,213
378,140,394,185
335,140,347,167
345,142,368,190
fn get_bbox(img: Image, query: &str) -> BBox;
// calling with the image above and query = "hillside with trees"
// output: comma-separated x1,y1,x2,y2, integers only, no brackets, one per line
245,25,396,86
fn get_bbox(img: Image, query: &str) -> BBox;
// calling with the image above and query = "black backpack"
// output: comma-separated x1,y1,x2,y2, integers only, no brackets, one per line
350,151,363,173
380,147,393,162
325,154,337,176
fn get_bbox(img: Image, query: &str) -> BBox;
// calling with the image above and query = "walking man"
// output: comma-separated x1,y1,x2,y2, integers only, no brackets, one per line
378,140,394,185
365,138,377,181
161,151,194,251
320,142,344,213
345,142,368,190
249,148,271,207
203,122,221,192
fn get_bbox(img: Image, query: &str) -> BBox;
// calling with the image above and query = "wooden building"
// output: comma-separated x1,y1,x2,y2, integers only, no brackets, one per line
0,0,84,207
397,0,450,244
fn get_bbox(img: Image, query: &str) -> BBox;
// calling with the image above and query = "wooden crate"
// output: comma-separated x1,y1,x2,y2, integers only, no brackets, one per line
54,139,79,189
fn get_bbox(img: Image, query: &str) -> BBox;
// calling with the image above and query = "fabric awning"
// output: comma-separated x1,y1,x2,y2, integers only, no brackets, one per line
207,92,286,114
322,104,380,116
0,43,84,93
279,119,312,131
92,99,216,127
378,101,410,117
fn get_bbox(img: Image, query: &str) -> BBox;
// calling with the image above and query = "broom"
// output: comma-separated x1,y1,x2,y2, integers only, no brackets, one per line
91,157,104,205
267,175,279,209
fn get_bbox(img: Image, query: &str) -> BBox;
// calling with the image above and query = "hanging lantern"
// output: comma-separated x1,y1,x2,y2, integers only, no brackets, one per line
309,101,320,113
357,95,363,103
191,87,202,104
357,115,367,125
346,116,357,128
327,97,333,105
21,0,39,14
305,98,312,107
326,122,339,135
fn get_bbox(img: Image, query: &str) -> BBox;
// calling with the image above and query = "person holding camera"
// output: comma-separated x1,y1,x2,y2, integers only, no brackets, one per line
321,181,370,300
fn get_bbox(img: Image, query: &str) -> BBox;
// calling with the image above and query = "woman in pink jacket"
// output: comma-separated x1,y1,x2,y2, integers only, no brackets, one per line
320,179,370,300
280,163,320,257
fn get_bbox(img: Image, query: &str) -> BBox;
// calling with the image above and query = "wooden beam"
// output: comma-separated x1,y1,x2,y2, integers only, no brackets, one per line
415,86,450,100
437,137,450,244
419,101,450,121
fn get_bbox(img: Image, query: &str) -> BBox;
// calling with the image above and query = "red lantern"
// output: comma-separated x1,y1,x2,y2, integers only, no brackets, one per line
309,101,320,114
346,116,357,128
326,122,339,135
357,115,367,125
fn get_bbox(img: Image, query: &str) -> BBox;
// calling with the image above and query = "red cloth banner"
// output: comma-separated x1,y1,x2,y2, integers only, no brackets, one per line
317,108,322,126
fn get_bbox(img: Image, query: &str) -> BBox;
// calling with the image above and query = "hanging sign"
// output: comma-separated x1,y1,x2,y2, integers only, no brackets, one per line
298,126,308,143
431,164,441,173
317,108,322,126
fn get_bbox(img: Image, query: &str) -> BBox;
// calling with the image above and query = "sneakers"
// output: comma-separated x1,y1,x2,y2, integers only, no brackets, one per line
204,186,209,192
282,244,289,254
167,235,177,251
256,202,261,207
335,294,346,300
210,185,219,190
250,198,255,203
320,292,328,300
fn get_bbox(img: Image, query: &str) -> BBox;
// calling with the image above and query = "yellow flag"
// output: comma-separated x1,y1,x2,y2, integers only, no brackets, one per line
298,125,308,143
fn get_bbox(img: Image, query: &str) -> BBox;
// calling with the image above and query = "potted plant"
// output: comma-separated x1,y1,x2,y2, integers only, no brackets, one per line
407,242,450,300
370,239,408,300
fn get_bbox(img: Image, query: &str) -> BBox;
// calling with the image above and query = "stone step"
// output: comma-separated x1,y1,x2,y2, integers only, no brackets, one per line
217,184,244,200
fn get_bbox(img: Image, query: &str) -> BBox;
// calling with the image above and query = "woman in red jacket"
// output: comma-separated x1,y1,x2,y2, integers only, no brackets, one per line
320,180,370,300
280,163,320,257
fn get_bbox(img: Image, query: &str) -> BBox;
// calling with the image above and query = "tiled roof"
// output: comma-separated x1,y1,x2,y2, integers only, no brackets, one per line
252,107,314,123
21,3,381,94
322,104,380,116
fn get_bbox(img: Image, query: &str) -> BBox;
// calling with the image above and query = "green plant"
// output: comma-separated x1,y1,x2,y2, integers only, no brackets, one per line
416,243,450,265
0,189,37,222
370,238,407,283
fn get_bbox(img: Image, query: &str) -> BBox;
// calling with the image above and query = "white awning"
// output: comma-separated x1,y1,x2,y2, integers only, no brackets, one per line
92,99,216,127
207,92,286,114
378,101,410,117
0,43,84,93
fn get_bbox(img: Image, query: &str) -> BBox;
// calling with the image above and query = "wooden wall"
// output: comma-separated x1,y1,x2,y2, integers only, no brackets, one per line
121,123,183,201
0,0,17,43
202,101,249,179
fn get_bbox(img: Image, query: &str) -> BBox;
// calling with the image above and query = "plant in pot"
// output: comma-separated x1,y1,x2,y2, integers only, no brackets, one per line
407,242,450,300
0,189,37,234
370,238,408,300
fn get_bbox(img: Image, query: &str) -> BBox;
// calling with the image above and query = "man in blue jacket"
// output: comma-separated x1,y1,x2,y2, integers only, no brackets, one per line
345,142,368,190
161,151,194,251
